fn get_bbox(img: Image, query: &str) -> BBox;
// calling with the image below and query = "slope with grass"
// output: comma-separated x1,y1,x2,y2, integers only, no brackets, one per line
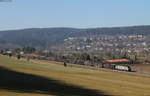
0,55,150,96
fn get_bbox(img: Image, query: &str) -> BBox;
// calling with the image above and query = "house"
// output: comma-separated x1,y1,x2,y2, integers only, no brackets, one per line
103,59,132,69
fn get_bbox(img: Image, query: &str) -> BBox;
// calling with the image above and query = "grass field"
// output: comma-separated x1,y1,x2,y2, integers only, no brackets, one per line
0,55,150,96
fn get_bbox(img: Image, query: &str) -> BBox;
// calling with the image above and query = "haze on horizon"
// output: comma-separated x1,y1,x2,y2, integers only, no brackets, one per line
0,0,150,30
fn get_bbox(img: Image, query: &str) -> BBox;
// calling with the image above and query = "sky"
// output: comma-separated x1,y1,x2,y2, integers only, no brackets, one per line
0,0,150,30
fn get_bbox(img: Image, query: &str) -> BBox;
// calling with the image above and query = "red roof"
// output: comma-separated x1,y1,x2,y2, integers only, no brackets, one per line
106,59,130,63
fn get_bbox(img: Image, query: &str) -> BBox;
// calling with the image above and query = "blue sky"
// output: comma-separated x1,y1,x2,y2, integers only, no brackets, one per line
0,0,150,30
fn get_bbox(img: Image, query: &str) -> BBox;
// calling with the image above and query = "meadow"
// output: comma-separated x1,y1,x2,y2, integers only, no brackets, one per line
0,55,150,96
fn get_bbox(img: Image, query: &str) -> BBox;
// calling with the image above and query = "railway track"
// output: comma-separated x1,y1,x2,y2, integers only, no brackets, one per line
34,59,150,78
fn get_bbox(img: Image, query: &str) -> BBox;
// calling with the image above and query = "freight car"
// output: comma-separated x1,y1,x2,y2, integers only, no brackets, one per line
110,64,131,72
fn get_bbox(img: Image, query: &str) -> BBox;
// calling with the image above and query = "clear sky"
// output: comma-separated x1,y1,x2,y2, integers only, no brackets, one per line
0,0,150,30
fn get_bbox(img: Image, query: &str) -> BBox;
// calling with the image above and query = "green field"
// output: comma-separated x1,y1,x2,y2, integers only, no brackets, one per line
0,55,150,96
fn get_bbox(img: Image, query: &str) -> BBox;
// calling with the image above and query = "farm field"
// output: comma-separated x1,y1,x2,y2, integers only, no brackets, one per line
131,64,150,74
0,55,150,96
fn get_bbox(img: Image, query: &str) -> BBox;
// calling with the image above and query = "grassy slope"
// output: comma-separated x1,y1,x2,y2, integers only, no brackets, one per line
0,55,150,96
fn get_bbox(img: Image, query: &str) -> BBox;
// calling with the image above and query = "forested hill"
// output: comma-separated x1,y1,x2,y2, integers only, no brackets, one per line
0,25,150,47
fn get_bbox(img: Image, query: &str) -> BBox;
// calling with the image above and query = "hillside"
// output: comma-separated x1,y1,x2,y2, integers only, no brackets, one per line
0,25,150,48
0,55,150,96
